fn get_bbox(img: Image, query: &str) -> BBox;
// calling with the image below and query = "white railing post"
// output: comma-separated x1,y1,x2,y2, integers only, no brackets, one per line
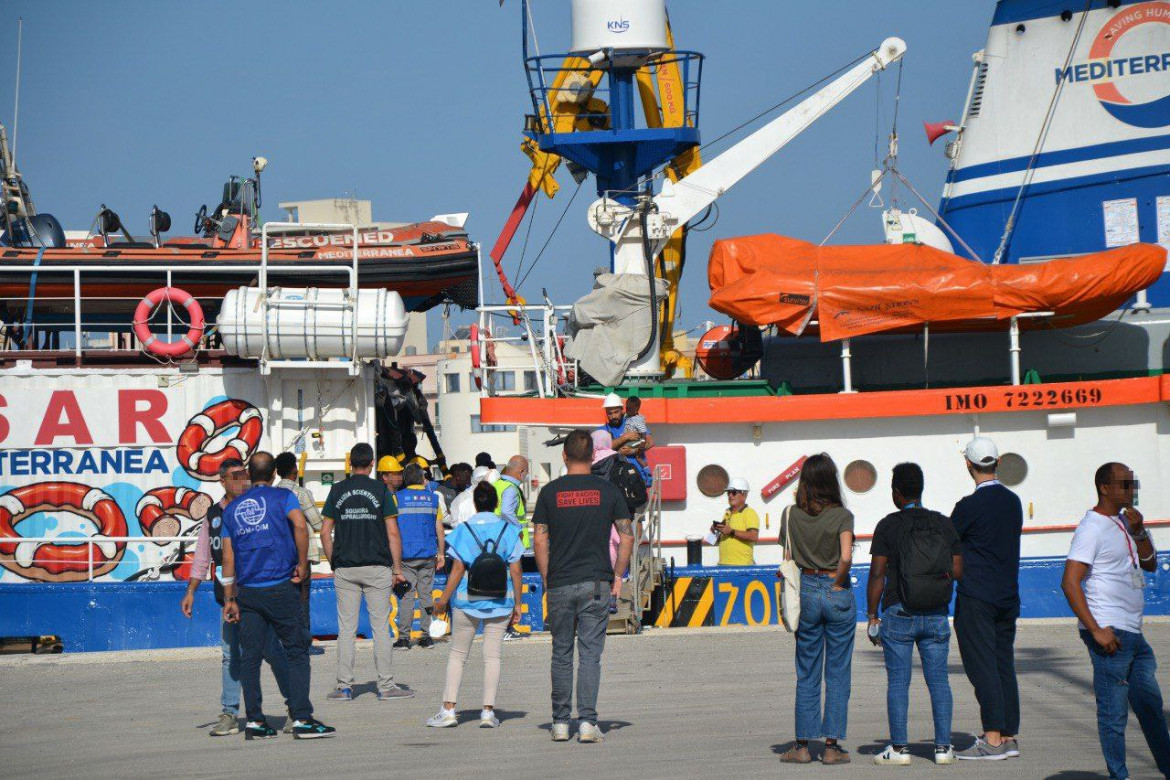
165,269,173,342
87,540,94,582
72,269,82,360
840,338,856,393
1010,316,1021,386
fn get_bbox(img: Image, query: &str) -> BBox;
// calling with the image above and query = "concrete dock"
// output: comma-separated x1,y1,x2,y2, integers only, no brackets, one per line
3,622,1167,778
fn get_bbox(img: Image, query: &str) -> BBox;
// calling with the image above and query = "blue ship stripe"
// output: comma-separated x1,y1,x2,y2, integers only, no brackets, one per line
992,0,1147,26
940,162,1169,212
951,134,1170,185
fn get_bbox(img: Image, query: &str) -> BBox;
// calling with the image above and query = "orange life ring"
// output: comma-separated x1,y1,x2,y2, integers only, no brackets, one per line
0,482,129,582
133,287,205,358
136,486,213,543
177,399,263,481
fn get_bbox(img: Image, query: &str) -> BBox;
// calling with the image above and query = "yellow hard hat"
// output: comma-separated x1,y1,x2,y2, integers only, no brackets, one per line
411,456,429,468
377,456,403,473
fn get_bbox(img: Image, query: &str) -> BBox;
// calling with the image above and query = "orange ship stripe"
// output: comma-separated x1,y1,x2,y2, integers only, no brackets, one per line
480,376,1165,426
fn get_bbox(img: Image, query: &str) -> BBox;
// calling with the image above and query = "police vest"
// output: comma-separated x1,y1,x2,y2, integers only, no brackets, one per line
395,486,440,560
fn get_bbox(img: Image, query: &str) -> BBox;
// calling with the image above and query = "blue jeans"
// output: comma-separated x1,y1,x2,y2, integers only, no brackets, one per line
237,581,314,722
221,616,292,715
795,574,856,741
880,605,953,747
548,580,610,725
1080,629,1170,779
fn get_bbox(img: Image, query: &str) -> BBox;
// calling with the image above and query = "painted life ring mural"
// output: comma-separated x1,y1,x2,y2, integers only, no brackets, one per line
0,395,263,582
0,482,129,582
177,399,263,481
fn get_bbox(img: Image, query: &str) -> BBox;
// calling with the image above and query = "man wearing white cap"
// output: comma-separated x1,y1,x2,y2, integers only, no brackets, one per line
714,478,760,566
951,437,1024,761
599,394,653,485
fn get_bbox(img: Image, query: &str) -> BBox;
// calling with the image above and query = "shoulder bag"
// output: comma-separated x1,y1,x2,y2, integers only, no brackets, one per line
779,506,802,632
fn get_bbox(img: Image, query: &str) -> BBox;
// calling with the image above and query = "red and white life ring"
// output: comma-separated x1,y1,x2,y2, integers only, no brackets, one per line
136,487,213,544
177,399,263,481
133,287,205,358
0,482,128,582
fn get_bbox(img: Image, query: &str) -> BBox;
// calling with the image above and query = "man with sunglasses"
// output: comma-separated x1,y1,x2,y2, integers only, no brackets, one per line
181,458,294,737
713,478,759,566
1063,463,1169,779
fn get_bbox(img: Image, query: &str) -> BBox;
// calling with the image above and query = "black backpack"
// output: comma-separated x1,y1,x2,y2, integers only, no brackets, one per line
464,523,510,599
596,456,648,514
896,508,955,611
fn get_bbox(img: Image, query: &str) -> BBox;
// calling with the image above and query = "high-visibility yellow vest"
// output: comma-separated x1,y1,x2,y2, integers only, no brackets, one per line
493,477,530,548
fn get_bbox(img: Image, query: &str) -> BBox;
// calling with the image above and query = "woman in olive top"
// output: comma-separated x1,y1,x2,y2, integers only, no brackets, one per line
778,454,856,766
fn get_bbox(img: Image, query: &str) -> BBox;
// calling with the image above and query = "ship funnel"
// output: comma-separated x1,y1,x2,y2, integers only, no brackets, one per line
924,120,957,146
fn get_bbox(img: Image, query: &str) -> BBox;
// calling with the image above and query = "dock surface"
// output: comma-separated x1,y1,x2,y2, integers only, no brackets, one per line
4,622,1166,777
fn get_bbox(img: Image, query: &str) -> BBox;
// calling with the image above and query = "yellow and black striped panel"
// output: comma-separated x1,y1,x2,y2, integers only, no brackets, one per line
654,576,714,628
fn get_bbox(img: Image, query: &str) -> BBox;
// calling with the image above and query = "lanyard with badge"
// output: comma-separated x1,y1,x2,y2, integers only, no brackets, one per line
1109,514,1146,590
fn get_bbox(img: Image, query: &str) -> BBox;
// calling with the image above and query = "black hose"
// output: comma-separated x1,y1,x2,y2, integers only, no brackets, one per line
634,204,660,364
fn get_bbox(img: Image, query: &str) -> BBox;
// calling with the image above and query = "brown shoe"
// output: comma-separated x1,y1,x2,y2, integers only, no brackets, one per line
779,744,812,764
822,744,851,764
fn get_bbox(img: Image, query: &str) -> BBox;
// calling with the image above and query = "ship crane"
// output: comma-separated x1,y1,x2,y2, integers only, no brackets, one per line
589,37,907,376
519,0,906,381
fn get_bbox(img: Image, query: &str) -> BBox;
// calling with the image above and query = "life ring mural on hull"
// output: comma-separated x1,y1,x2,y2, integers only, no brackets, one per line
176,399,263,481
0,394,263,582
0,482,129,582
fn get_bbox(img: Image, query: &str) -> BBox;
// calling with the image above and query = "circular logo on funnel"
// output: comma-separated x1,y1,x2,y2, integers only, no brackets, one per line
1089,2,1170,128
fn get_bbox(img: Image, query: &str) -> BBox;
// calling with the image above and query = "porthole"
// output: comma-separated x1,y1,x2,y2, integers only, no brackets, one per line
843,460,878,494
696,464,730,497
998,452,1028,487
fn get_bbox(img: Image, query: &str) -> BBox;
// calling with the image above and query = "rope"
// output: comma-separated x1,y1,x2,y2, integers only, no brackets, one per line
991,0,1091,264
517,180,583,290
511,193,540,289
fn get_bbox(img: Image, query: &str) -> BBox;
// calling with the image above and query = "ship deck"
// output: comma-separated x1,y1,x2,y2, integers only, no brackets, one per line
4,621,1166,777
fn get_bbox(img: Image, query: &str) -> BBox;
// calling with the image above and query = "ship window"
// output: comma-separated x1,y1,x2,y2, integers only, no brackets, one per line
998,452,1028,487
445,373,461,394
697,464,730,497
471,414,515,434
405,346,417,356
844,460,878,494
968,62,989,118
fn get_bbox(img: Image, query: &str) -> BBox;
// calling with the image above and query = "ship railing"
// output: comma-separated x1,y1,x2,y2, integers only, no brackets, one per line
523,50,703,138
829,311,1056,393
0,224,359,370
475,301,577,399
0,534,329,583
625,465,665,633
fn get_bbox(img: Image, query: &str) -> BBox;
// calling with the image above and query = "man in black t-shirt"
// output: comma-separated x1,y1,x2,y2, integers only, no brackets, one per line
179,458,292,736
533,429,633,744
321,443,413,701
866,463,963,766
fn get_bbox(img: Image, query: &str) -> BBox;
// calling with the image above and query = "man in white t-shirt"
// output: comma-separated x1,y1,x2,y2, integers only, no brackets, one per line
1062,462,1170,779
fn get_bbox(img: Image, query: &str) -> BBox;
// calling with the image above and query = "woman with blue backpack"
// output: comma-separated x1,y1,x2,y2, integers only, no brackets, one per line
427,482,524,729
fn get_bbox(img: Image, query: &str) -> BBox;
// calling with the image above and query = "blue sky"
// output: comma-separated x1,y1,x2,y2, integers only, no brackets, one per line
0,1,995,346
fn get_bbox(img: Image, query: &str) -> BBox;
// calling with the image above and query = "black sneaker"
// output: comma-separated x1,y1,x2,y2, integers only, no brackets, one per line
418,635,435,649
244,720,278,740
291,717,336,740
393,636,411,650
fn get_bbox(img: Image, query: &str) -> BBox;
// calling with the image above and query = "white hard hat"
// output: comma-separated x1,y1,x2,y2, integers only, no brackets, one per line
964,437,999,467
602,393,624,408
727,477,750,493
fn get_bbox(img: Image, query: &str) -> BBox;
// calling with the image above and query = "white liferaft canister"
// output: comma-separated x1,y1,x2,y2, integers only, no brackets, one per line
216,287,407,360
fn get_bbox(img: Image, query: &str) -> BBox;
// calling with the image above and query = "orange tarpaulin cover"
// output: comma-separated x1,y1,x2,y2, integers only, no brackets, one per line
708,235,1167,342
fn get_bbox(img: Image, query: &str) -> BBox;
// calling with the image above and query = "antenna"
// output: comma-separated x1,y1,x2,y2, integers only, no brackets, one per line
12,17,22,168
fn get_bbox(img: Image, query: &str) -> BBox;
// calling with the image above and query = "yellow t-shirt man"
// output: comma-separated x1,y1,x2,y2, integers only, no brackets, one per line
717,506,760,566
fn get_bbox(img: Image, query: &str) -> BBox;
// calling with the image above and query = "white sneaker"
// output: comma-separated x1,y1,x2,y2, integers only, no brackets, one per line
479,709,499,728
873,744,912,765
551,722,571,742
425,708,457,728
577,722,604,743
934,746,956,765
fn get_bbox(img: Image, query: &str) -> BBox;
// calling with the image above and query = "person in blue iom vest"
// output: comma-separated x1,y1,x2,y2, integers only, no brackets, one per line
394,464,447,650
